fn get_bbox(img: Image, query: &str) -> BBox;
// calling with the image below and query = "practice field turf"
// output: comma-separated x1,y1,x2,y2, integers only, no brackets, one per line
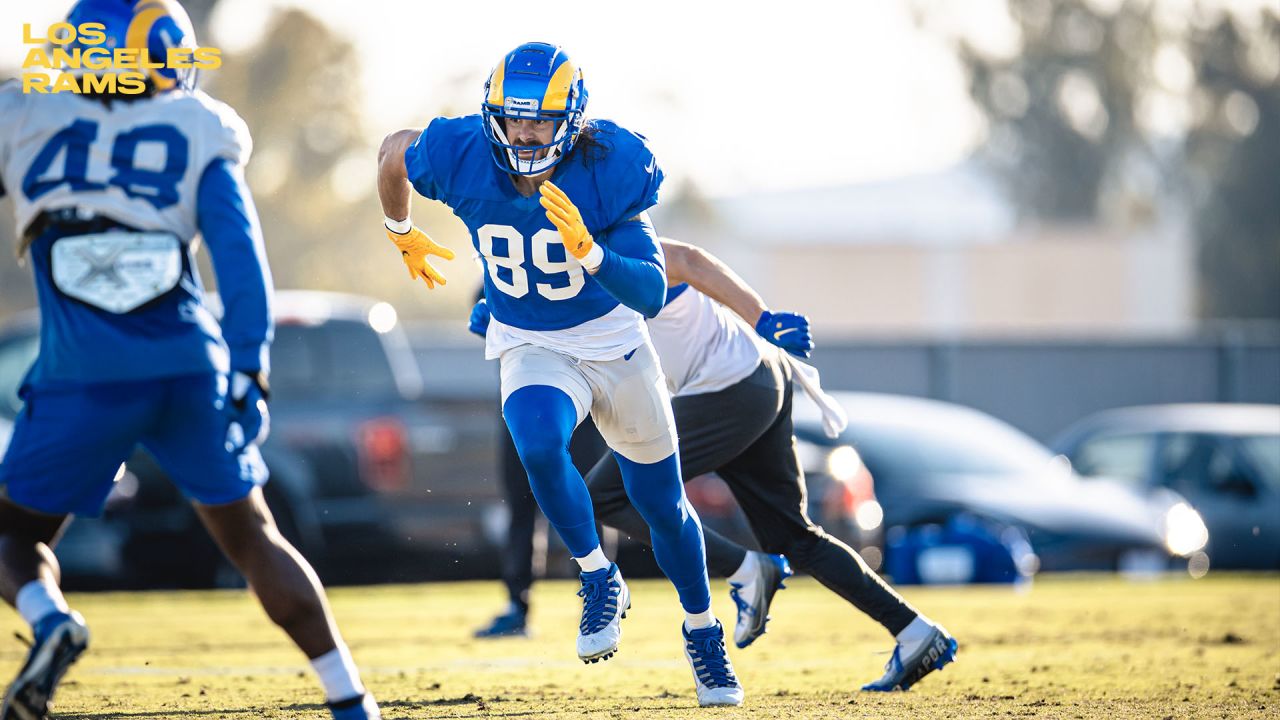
1,574,1276,719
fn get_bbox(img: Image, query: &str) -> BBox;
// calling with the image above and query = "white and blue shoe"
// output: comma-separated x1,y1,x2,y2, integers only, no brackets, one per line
576,563,629,663
860,625,958,692
730,552,793,649
682,620,744,706
2,610,90,720
327,692,381,719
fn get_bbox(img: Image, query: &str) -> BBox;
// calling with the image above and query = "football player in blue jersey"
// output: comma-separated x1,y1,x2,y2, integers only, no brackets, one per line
471,238,959,692
0,2,378,718
377,42,742,706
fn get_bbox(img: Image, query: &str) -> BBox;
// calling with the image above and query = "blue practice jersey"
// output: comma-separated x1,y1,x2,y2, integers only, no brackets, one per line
405,116,663,332
0,83,272,387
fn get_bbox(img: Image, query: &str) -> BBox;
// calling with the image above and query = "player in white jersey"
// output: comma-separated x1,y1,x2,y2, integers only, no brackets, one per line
7,87,245,254
472,237,959,692
0,2,377,718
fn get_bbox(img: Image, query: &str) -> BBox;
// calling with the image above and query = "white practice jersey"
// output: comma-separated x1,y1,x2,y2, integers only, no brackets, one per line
0,81,250,244
647,285,765,397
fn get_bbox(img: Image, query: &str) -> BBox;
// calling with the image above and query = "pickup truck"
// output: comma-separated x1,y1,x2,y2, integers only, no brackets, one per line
0,291,503,588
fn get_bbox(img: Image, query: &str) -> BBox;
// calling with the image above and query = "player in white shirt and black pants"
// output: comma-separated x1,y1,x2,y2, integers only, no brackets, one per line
586,239,958,692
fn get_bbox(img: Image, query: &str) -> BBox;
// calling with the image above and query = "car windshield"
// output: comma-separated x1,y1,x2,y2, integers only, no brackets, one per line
270,319,400,403
1240,434,1280,492
848,413,1059,489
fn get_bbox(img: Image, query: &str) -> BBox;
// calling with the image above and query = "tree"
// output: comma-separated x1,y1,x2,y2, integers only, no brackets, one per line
926,0,1279,320
204,8,472,316
1185,11,1280,320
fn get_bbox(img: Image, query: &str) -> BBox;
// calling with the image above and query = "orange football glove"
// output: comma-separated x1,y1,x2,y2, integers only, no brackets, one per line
385,224,455,289
539,180,603,270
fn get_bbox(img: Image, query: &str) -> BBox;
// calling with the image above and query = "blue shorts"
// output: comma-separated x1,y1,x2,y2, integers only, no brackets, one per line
0,373,267,517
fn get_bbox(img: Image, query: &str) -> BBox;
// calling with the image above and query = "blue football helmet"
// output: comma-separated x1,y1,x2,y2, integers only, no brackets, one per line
65,0,199,93
482,42,588,176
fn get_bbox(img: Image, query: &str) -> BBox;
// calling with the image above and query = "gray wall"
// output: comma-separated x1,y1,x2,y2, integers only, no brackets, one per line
805,339,1279,442
408,323,1280,444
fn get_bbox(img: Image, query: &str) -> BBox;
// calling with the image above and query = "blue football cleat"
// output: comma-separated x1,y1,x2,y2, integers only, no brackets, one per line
682,620,744,706
2,610,90,720
860,625,958,692
576,563,629,663
729,552,793,649
473,607,528,638
327,692,381,719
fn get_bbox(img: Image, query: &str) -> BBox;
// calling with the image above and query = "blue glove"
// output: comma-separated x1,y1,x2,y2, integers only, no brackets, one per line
755,310,813,359
224,370,270,453
468,298,491,337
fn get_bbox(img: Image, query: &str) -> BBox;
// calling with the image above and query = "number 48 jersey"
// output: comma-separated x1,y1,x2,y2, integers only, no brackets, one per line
405,115,663,353
0,82,263,387
0,81,249,243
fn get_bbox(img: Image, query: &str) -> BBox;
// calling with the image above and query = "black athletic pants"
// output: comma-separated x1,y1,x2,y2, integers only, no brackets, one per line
497,417,606,613
586,350,920,635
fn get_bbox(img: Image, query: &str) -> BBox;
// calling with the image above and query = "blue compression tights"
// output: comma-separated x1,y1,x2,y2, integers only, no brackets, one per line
503,385,600,556
615,451,712,614
503,385,712,613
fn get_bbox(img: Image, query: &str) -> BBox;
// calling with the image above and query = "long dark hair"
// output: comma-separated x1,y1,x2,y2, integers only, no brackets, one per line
569,124,608,167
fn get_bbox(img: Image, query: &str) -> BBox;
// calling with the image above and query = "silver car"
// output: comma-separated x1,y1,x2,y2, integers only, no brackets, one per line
1054,404,1280,570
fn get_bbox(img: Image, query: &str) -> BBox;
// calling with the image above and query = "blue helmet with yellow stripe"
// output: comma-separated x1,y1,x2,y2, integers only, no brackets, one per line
65,0,199,93
482,42,588,176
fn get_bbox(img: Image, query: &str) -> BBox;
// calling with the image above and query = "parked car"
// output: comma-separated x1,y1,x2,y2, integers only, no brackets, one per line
790,392,1207,578
1053,404,1280,569
0,291,503,588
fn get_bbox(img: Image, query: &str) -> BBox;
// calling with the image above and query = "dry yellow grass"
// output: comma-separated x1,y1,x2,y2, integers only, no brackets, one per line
1,573,1277,719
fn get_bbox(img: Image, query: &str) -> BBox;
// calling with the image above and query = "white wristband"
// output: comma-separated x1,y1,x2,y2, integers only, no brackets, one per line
580,243,605,272
384,215,412,234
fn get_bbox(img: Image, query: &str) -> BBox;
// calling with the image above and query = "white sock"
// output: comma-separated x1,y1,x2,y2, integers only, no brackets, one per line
310,643,365,703
15,579,69,627
895,615,936,652
727,552,759,587
574,546,610,573
685,608,716,630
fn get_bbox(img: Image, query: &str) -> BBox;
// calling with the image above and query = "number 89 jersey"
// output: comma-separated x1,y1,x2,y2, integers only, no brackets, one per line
405,115,663,333
0,81,250,243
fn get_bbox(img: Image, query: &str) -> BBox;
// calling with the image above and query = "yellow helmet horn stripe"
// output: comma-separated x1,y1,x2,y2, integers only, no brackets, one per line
541,61,578,112
125,0,178,91
486,62,506,106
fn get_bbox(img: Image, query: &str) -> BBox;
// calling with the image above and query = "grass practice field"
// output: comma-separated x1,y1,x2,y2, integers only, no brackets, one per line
0,573,1276,719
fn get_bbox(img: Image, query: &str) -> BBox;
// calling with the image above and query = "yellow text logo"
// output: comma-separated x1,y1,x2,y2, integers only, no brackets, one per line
20,22,222,95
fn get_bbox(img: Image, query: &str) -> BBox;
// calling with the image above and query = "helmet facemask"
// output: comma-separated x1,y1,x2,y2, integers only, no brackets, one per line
482,103,581,176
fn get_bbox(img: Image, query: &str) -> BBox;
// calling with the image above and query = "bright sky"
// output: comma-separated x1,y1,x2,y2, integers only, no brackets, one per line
4,0,1271,196
208,0,991,196
3,0,993,196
